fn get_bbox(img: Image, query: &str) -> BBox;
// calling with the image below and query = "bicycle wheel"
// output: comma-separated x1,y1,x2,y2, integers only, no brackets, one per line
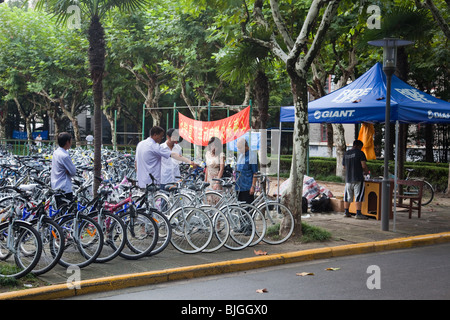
169,207,213,254
0,221,42,279
404,179,434,206
240,203,266,247
420,180,434,206
31,217,64,276
0,196,29,220
258,201,294,245
200,205,230,253
145,208,172,256
57,214,104,268
222,205,255,251
201,190,223,207
119,208,158,260
154,192,193,216
89,211,126,263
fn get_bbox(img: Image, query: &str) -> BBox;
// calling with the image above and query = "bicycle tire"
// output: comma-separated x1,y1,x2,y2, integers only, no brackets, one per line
240,203,266,247
88,210,126,263
404,179,434,206
119,208,158,260
144,208,172,256
155,192,193,216
257,201,294,245
221,205,255,251
199,205,230,253
201,190,223,207
169,206,213,254
0,196,29,219
57,214,104,269
419,180,434,206
0,221,43,279
30,217,65,276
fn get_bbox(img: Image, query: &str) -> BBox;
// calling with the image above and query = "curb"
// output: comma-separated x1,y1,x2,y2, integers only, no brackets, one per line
1,231,450,300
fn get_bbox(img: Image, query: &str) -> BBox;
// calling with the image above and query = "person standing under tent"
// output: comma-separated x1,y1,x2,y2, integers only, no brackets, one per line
343,139,370,219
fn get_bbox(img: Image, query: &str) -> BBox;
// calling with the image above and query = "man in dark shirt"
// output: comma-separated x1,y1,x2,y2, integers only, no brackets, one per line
343,140,370,219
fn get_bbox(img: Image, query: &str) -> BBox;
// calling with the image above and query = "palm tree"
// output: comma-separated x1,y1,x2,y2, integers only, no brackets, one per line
35,0,149,194
216,41,271,129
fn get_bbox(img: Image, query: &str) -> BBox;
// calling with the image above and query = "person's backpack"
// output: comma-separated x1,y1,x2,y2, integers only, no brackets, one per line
222,164,233,178
302,197,308,213
310,194,331,213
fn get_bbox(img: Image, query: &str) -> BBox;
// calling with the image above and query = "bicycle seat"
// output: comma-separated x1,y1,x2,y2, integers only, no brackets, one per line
100,189,112,196
164,184,178,193
146,184,159,193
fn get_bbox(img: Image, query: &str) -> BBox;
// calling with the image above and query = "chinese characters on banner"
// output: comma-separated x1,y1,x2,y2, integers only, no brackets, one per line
178,106,251,146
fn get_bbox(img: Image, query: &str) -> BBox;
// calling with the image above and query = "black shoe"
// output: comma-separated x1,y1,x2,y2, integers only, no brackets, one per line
355,214,368,220
344,212,352,218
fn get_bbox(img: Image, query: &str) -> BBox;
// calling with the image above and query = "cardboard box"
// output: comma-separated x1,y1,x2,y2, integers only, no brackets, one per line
329,197,345,212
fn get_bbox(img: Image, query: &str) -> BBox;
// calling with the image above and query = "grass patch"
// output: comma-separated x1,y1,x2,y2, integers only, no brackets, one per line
313,174,344,183
0,263,47,292
300,222,332,243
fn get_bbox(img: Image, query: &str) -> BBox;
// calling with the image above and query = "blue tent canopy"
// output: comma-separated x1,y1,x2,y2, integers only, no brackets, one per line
280,63,450,124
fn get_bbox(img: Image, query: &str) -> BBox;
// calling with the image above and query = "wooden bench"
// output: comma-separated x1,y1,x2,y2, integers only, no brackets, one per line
396,179,424,219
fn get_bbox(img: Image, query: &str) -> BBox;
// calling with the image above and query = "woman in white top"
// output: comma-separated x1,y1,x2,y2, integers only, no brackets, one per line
204,137,225,190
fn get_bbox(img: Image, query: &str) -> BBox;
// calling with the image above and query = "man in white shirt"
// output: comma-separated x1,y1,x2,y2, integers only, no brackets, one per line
35,134,42,147
160,128,183,186
51,132,77,208
135,126,195,188
86,134,94,147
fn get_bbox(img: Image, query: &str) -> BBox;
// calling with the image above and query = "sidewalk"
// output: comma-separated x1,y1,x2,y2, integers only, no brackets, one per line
1,182,450,300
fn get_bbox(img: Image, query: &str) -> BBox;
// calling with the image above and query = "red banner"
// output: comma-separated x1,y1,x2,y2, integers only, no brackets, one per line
179,106,251,146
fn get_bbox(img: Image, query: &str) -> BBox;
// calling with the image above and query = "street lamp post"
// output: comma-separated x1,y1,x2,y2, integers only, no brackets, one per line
368,38,413,231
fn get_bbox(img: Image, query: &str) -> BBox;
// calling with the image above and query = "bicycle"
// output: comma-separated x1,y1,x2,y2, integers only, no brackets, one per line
380,168,435,206
173,181,231,253
250,172,294,245
91,176,159,261
199,179,258,251
134,173,213,254
403,168,434,206
55,196,104,269
0,195,43,279
131,179,172,257
84,187,127,263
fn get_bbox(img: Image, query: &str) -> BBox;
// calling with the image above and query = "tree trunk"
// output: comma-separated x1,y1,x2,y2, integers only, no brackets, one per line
281,71,309,238
333,123,346,178
253,70,269,129
253,70,270,171
89,15,106,195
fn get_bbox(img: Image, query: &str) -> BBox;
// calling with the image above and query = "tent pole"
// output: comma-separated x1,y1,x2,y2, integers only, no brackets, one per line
277,122,282,203
393,120,399,232
381,68,394,232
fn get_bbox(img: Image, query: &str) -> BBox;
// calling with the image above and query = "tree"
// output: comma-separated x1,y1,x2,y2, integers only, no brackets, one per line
242,0,341,237
36,0,149,194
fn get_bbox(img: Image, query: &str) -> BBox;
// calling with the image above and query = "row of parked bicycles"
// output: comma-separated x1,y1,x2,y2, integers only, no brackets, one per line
0,148,294,279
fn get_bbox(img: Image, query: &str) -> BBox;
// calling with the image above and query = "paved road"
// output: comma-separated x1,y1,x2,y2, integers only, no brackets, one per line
68,243,450,302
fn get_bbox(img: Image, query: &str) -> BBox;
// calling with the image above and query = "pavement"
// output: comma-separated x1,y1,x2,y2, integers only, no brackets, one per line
1,183,450,300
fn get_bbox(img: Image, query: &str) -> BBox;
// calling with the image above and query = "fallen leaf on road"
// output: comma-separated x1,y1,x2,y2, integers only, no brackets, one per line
256,288,268,293
296,272,314,276
325,267,341,271
254,249,268,256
